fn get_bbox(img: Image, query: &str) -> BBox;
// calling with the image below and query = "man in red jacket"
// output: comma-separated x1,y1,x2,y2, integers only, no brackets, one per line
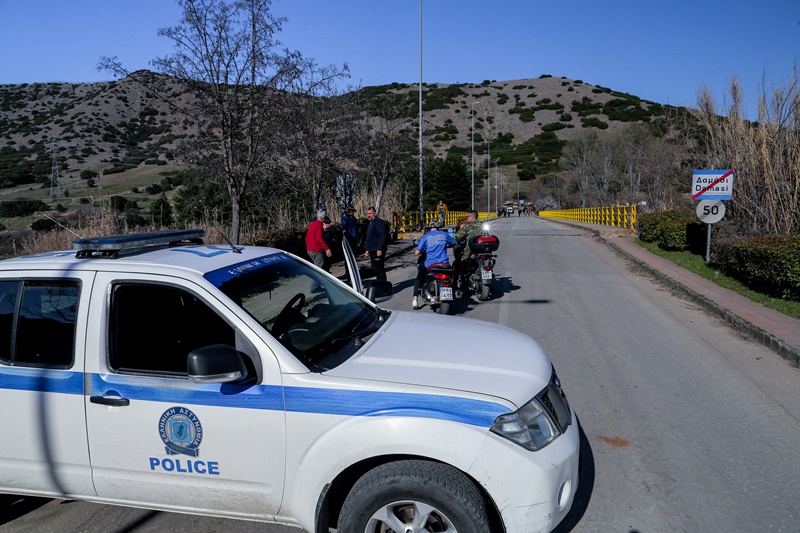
305,209,332,272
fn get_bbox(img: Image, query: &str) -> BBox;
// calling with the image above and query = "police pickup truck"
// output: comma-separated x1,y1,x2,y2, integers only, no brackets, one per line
0,229,579,532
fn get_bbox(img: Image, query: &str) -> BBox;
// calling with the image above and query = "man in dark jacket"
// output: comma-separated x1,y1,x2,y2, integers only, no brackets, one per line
364,207,388,281
341,204,360,252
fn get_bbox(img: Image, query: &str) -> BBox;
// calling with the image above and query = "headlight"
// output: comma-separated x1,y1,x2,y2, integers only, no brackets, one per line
490,398,560,451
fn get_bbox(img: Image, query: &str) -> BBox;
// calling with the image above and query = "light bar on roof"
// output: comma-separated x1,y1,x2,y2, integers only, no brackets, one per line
73,229,205,256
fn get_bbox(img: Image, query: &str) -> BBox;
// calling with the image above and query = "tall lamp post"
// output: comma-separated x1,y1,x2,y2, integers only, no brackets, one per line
418,0,424,230
486,131,491,215
495,158,500,214
471,100,479,210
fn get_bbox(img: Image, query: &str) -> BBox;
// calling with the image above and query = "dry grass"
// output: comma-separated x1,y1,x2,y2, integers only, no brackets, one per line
694,69,800,236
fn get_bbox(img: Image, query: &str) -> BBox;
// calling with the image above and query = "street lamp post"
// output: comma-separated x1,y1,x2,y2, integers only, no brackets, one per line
486,131,491,215
495,158,499,214
418,0,424,230
471,101,479,210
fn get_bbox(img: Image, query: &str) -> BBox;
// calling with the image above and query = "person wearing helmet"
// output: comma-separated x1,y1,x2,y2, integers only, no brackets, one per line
412,222,455,309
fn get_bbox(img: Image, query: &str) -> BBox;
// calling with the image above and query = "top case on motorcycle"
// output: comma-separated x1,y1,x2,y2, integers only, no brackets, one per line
468,235,500,253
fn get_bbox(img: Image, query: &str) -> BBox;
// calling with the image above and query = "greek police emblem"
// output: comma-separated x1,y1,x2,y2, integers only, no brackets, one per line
159,406,203,457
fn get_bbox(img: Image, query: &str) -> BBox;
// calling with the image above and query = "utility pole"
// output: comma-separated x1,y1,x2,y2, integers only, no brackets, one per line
49,140,62,198
471,100,479,210
486,131,491,215
418,0,424,230
495,158,499,214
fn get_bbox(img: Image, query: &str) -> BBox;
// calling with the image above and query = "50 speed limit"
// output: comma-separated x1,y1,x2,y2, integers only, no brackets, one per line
696,200,726,224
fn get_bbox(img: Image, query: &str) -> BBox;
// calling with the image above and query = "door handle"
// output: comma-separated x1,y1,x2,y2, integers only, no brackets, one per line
90,395,130,407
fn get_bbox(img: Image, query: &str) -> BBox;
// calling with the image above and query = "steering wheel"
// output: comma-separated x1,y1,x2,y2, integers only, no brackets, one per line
272,293,306,337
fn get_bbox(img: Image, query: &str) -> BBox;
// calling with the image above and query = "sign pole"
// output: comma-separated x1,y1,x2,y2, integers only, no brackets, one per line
706,223,712,263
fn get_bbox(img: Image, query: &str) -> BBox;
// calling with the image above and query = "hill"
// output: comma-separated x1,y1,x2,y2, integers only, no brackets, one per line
0,72,683,246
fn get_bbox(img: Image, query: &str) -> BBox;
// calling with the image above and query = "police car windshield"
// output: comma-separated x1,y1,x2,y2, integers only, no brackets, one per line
205,253,375,368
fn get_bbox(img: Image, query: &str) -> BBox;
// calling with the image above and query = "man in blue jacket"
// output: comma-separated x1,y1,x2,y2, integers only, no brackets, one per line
412,223,455,309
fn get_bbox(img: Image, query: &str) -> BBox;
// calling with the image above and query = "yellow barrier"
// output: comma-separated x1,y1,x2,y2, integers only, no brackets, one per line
538,205,637,231
392,211,494,233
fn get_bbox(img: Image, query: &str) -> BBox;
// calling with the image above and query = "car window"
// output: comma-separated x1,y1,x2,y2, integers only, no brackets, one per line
206,253,377,368
109,283,235,376
0,279,79,368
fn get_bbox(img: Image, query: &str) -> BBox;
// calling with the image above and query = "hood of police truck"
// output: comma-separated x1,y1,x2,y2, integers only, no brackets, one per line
322,311,553,407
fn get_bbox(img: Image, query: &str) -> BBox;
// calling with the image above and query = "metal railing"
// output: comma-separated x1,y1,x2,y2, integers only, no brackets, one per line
392,211,493,233
539,205,637,231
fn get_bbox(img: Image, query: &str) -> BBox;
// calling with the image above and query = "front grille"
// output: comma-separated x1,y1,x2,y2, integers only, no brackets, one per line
537,374,572,432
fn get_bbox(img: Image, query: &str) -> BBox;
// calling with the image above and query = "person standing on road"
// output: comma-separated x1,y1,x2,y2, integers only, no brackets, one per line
306,209,332,272
437,200,448,226
341,204,360,252
313,202,336,252
364,207,388,281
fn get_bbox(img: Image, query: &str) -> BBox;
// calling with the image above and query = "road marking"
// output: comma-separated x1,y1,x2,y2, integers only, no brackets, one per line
499,271,511,326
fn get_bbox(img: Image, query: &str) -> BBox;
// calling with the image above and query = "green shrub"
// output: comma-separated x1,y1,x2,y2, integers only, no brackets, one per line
0,199,50,217
31,218,57,231
637,211,681,242
580,117,609,129
725,236,800,300
658,216,694,250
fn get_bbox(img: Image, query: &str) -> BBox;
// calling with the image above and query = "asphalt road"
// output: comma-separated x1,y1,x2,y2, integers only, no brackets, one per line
2,216,798,532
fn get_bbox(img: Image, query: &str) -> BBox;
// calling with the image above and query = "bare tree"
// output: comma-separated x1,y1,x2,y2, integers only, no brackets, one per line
274,90,359,216
351,91,417,215
561,130,596,207
99,0,347,243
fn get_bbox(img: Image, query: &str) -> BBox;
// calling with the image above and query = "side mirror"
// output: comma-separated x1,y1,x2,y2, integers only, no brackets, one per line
187,344,248,384
364,280,394,303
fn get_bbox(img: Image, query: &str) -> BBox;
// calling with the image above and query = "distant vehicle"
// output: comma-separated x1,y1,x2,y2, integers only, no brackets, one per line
0,229,579,533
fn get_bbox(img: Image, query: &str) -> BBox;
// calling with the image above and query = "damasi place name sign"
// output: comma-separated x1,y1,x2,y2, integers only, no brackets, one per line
692,170,734,200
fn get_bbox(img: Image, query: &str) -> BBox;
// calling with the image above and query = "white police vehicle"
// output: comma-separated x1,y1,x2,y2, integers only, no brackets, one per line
0,229,579,532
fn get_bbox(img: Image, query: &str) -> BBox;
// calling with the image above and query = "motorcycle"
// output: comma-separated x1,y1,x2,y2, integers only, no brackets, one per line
420,262,456,315
413,238,457,315
458,234,500,301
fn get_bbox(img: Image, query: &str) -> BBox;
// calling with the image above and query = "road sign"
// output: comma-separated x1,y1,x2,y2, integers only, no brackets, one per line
696,200,726,224
692,170,733,200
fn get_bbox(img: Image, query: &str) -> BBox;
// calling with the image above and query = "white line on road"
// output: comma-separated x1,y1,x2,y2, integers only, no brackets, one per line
499,271,511,326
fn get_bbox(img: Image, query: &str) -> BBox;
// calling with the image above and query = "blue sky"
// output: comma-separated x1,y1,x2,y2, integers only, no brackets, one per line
1,0,798,119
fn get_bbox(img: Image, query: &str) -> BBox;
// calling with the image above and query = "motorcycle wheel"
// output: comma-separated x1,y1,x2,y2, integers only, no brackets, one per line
437,301,451,315
477,280,491,301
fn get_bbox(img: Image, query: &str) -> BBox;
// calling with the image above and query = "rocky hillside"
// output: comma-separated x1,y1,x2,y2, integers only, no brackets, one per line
0,72,677,190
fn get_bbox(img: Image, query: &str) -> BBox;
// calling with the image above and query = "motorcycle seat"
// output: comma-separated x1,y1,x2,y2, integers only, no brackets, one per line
427,262,452,272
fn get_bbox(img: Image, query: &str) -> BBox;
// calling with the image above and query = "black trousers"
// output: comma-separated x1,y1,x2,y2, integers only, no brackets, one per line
369,252,387,281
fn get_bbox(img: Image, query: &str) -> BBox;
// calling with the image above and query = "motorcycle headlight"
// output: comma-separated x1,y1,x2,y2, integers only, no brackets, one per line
490,398,561,451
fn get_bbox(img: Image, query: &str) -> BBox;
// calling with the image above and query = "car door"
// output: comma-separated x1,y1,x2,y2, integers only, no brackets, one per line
0,272,96,498
84,273,286,518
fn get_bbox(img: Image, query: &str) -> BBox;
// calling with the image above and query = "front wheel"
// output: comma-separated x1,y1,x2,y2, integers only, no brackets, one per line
338,460,490,533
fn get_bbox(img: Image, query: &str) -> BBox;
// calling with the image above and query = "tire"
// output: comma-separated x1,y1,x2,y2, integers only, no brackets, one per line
338,460,490,533
477,280,491,301
438,301,451,315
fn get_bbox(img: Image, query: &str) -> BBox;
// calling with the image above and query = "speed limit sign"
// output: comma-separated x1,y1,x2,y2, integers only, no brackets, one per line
696,200,726,224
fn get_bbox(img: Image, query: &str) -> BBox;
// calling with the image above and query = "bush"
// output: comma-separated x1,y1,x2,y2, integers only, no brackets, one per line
245,227,306,257
31,218,57,232
658,216,694,250
725,236,800,300
637,211,680,242
0,199,50,217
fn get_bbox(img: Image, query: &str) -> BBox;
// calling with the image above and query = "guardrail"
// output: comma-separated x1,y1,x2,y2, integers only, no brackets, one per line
539,205,637,231
392,211,494,233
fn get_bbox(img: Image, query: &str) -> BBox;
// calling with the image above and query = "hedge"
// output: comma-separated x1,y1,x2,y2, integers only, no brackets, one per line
725,235,800,300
